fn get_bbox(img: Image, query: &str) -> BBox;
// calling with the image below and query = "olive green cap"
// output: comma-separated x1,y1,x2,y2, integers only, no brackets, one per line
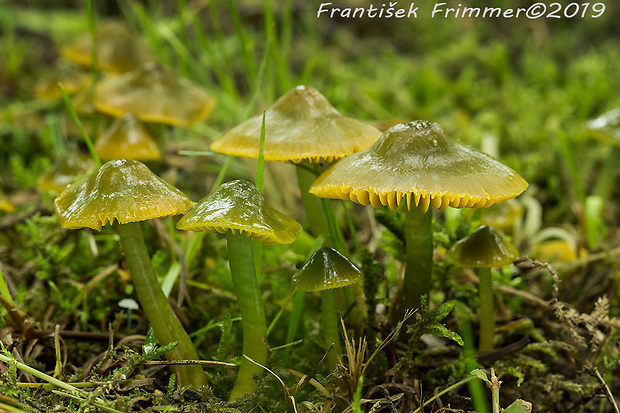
95,62,216,127
210,85,382,163
95,114,162,162
176,180,302,245
38,152,96,193
292,247,362,292
310,121,529,212
33,64,90,100
448,225,518,268
61,20,153,73
54,159,193,230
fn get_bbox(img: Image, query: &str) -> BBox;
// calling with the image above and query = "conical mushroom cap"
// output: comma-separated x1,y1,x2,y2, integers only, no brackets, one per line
95,114,162,162
33,64,91,100
54,159,193,230
448,225,518,268
291,247,362,292
61,20,153,73
95,62,216,127
210,85,382,163
176,180,302,245
38,152,96,193
310,121,529,213
584,108,620,147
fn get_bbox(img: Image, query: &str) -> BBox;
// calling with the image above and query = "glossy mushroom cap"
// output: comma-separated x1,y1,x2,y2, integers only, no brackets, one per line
95,62,216,127
95,114,162,162
54,159,193,230
38,152,96,193
448,225,518,268
33,65,90,100
584,108,620,147
176,180,302,244
210,85,382,163
310,121,529,213
291,247,363,292
61,20,153,73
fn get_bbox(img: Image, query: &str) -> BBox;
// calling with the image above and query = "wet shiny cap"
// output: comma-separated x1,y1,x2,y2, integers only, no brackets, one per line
38,152,96,193
54,159,193,230
210,85,382,163
310,121,529,212
584,108,620,147
176,180,302,244
95,114,162,162
292,247,362,292
448,225,518,268
33,65,91,100
95,62,216,127
61,20,154,73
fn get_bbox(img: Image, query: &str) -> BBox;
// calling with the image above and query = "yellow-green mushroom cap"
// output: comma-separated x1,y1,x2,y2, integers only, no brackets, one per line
54,159,193,231
210,85,382,163
95,62,216,127
61,20,153,73
292,247,363,292
0,190,15,213
584,108,620,147
448,225,518,268
176,180,302,245
38,152,96,193
310,121,529,213
33,64,91,100
95,114,162,162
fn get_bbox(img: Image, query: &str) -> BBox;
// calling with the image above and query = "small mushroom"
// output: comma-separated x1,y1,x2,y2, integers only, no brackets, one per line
0,189,15,214
33,64,91,100
448,225,518,352
54,159,206,389
38,152,96,194
292,247,362,368
95,113,162,162
310,121,528,323
95,62,216,128
176,180,302,400
61,20,154,73
211,85,381,243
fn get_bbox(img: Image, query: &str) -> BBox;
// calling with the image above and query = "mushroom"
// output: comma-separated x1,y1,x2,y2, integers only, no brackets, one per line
95,62,216,128
54,158,207,389
38,152,96,194
0,189,15,214
292,247,362,368
448,225,518,352
61,20,154,73
310,121,528,323
210,85,381,243
176,179,302,400
33,64,91,100
95,113,162,162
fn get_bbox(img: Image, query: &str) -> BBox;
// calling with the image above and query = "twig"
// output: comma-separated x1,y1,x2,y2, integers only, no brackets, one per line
141,359,236,368
590,366,620,413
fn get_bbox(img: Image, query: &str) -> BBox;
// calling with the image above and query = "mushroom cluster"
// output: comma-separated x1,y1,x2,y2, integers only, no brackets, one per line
311,120,528,322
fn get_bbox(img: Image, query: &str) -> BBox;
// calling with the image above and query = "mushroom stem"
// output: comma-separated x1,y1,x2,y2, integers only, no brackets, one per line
395,207,433,323
322,288,342,369
296,163,332,240
226,232,268,401
117,221,207,389
477,267,495,352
